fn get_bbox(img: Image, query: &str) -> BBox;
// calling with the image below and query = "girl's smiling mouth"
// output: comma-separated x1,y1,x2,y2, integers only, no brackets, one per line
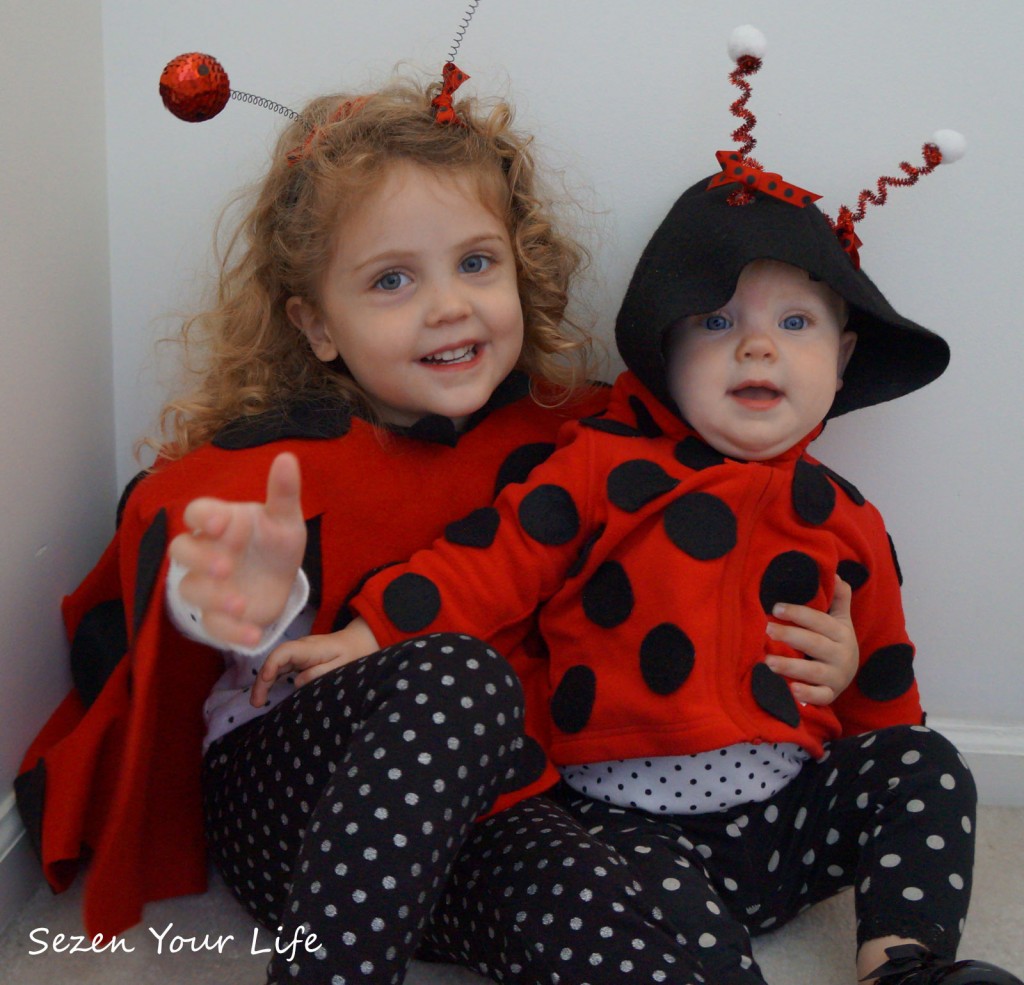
420,343,480,366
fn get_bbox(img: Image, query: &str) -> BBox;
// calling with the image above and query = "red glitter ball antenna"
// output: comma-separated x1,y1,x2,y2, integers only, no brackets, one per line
159,52,300,124
159,53,231,123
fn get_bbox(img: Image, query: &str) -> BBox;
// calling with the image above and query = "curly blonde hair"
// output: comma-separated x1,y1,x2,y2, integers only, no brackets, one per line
148,76,595,460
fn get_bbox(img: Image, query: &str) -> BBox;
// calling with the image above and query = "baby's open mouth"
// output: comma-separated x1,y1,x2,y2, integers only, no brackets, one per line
420,344,478,365
731,385,782,400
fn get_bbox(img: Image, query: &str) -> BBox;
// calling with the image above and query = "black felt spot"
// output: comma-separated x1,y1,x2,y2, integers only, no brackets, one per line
607,460,680,513
116,471,147,529
550,665,597,734
888,534,904,586
580,416,643,438
819,465,865,506
445,508,500,548
330,562,399,632
582,561,634,628
13,759,46,863
663,493,737,560
792,460,836,526
382,573,441,633
500,735,549,793
303,515,323,609
133,509,168,639
858,643,915,701
565,525,605,579
629,396,663,437
639,623,695,695
837,559,870,591
759,551,820,614
70,599,128,708
213,400,351,449
406,415,459,447
674,437,726,471
751,663,801,727
518,484,580,546
494,443,556,497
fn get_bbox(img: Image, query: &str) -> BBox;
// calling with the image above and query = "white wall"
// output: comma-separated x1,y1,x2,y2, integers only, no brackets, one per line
3,0,1022,930
0,0,114,924
105,0,1024,730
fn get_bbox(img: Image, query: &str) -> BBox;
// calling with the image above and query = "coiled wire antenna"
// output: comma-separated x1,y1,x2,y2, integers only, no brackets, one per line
230,89,303,124
448,0,481,63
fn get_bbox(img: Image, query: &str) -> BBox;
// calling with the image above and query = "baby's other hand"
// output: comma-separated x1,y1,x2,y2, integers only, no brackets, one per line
765,575,857,706
252,618,380,707
169,452,306,649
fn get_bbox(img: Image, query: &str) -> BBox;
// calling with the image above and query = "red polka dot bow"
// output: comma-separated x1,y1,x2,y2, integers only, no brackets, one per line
431,62,469,126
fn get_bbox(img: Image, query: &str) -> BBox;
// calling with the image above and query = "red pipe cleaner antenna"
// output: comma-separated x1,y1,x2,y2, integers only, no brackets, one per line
726,25,766,166
828,130,966,268
723,26,767,204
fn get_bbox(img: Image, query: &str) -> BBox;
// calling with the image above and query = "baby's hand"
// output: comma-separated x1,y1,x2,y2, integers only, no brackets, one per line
251,618,380,707
169,452,306,649
765,575,857,706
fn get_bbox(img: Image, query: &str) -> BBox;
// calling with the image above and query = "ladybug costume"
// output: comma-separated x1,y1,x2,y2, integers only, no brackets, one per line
15,374,605,938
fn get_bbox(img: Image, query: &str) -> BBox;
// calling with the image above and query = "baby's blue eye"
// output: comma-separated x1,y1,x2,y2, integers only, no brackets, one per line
460,254,491,274
375,270,410,291
702,314,731,331
781,315,808,331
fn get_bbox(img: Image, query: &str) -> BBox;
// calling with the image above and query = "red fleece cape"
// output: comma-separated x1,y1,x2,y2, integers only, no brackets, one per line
17,376,609,938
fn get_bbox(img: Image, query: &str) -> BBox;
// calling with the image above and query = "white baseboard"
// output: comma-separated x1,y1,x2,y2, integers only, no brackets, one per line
928,717,1024,807
0,718,1020,931
0,791,43,935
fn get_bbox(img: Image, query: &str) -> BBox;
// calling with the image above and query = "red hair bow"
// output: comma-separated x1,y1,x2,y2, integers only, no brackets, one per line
431,62,469,126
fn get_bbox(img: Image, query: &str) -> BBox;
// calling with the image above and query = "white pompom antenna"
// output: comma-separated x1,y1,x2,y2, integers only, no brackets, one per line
728,25,767,63
930,129,966,164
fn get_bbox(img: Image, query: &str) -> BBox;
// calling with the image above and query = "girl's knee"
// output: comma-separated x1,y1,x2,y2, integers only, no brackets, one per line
394,633,524,732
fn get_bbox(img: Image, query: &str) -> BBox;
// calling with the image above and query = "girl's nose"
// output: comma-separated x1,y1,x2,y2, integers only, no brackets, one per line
425,277,472,327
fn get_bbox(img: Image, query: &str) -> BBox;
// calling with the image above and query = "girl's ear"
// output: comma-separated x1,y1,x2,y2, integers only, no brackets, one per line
286,296,339,363
835,330,858,390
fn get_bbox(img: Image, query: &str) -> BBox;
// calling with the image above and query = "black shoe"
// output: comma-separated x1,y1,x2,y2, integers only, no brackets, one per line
863,944,1024,985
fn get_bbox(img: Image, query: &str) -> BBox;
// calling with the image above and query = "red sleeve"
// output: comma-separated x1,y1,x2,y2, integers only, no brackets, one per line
833,503,924,735
352,422,598,658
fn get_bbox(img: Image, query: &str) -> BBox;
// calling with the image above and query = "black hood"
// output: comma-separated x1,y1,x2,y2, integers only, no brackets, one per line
614,175,950,418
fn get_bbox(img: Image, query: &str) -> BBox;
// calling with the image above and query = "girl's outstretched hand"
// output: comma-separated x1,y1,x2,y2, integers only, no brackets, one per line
169,452,307,649
252,618,381,707
765,575,857,706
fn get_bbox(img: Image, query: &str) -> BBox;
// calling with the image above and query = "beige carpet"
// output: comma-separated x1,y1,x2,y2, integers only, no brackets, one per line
1,806,1020,984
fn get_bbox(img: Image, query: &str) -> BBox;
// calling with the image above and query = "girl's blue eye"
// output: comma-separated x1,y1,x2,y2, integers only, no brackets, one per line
781,315,807,331
460,254,491,274
703,314,731,331
375,270,410,291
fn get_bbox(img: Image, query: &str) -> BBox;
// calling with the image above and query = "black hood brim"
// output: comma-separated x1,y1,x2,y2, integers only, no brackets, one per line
614,177,950,418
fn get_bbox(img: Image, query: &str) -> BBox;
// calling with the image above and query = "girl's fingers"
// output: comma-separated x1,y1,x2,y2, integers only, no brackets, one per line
201,611,264,651
264,453,303,521
181,498,232,539
254,637,340,702
294,650,364,687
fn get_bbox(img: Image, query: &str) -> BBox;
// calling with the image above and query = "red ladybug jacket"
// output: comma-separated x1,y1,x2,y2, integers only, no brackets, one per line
353,371,923,769
16,373,608,938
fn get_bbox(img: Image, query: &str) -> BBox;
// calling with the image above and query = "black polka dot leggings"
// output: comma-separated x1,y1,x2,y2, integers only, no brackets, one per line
550,725,978,985
202,635,698,984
